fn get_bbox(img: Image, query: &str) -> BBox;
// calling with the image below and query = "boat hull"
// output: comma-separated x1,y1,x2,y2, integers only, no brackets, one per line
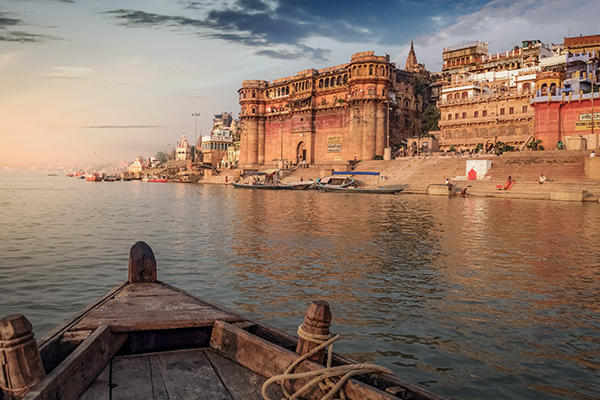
318,186,405,194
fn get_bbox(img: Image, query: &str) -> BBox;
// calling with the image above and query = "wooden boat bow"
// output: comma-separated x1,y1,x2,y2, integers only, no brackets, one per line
0,242,447,400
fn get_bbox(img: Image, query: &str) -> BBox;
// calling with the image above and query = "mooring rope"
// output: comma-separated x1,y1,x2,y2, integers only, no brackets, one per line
261,324,395,400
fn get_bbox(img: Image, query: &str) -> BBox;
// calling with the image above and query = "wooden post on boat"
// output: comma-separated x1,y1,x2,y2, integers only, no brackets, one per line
0,314,46,400
128,241,157,283
295,300,332,364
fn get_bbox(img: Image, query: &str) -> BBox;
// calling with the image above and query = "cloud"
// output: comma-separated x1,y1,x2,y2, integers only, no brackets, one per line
0,12,56,42
83,125,176,129
45,66,95,79
404,0,600,71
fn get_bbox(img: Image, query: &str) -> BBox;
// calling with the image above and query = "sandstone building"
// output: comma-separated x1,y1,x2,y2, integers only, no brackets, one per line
436,40,565,152
532,34,600,150
238,51,426,168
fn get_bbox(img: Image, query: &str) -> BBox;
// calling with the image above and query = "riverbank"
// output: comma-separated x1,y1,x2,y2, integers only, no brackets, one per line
203,150,600,202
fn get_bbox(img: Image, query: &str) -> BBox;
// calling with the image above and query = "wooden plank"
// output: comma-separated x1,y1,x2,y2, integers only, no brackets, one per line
148,355,169,400
114,283,182,298
24,325,128,400
204,349,284,400
71,293,244,332
111,355,155,400
210,321,399,400
157,349,233,400
78,363,110,400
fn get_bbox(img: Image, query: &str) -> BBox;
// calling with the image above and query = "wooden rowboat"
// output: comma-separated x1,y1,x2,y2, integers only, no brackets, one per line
0,242,446,400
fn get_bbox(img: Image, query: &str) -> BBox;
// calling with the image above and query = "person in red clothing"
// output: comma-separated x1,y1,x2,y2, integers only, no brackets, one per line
503,176,515,190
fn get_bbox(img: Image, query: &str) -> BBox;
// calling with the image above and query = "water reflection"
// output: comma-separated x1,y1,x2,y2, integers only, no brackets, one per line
0,174,599,400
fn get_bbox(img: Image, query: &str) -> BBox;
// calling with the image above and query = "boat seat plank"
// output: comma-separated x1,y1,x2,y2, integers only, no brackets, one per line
71,294,244,332
204,349,284,400
114,283,183,298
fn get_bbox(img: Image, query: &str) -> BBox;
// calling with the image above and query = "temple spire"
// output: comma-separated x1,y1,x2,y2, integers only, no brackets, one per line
405,41,418,71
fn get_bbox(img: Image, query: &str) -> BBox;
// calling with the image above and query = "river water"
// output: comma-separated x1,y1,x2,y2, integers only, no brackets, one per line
0,172,599,400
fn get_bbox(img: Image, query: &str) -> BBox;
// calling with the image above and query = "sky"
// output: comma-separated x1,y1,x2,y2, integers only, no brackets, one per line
1,0,598,167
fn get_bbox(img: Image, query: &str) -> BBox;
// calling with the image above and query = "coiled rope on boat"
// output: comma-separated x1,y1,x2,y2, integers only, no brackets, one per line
262,324,394,400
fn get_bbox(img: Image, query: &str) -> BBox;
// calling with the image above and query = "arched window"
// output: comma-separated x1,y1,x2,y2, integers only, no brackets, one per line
343,74,348,83
286,86,289,95
325,78,330,88
415,102,420,111
357,67,362,76
462,92,468,100
522,125,529,135
550,83,557,95
252,91,256,98
337,76,342,85
404,100,410,108
243,92,246,99
331,77,335,87
369,66,373,75
473,128,480,137
319,79,323,89
380,66,384,76
251,108,255,114
462,129,468,138
453,130,460,139
368,88,373,95
482,85,490,98
523,83,531,93
507,126,515,135
454,93,459,100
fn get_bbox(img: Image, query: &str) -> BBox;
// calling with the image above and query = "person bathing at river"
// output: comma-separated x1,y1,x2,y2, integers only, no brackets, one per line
539,174,547,184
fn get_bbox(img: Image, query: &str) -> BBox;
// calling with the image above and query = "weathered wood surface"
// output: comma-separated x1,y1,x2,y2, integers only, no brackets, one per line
128,241,158,283
296,300,332,364
79,349,284,400
24,325,127,400
210,321,400,400
37,283,128,374
71,282,245,332
0,314,46,399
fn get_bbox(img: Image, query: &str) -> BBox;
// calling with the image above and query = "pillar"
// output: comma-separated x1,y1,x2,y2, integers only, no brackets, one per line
258,119,265,165
296,301,332,364
375,102,386,156
0,314,46,399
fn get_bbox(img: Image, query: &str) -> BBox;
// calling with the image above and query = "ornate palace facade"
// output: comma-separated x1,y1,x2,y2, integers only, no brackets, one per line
436,40,565,152
238,51,425,168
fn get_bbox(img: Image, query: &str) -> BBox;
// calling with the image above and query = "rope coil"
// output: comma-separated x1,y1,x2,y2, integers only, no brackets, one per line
262,324,394,400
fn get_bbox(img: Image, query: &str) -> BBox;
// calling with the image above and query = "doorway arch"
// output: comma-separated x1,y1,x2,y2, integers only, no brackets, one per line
297,141,306,165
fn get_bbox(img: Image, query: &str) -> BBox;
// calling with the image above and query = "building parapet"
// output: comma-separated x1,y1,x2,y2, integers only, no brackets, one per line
443,41,488,53
482,48,522,62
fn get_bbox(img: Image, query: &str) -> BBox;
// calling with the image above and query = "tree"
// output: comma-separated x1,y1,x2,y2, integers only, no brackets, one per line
494,141,514,155
527,139,544,151
156,151,168,164
422,104,440,133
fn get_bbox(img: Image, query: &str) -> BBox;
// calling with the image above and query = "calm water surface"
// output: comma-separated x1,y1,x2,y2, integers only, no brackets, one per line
0,172,599,400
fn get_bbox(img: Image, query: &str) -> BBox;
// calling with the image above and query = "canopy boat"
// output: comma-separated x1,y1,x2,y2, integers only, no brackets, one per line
104,176,116,182
0,242,446,400
316,175,355,190
318,186,406,194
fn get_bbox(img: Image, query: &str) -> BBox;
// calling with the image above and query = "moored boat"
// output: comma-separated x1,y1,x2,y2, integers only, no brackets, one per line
0,242,446,400
316,175,355,189
85,172,103,182
318,185,406,194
